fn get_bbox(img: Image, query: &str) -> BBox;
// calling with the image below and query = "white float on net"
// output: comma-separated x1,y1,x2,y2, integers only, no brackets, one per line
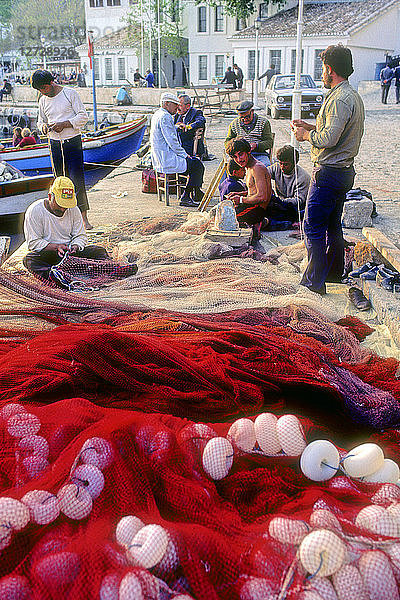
202,437,234,480
7,413,41,438
300,440,340,481
119,573,144,600
57,484,93,520
71,464,105,499
1,403,27,421
362,459,400,484
227,418,256,453
80,437,114,471
276,415,306,456
127,524,169,569
21,490,60,525
299,529,346,577
341,443,384,479
268,516,309,545
116,515,145,548
18,434,49,459
331,564,368,600
358,550,399,600
0,497,30,530
254,413,281,455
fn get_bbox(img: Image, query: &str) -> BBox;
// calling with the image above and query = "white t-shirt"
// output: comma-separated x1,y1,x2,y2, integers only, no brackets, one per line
37,87,88,142
24,199,87,252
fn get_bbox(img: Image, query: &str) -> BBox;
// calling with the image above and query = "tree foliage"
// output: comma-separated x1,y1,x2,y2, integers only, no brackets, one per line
200,0,284,20
11,0,85,48
0,0,12,25
126,0,187,59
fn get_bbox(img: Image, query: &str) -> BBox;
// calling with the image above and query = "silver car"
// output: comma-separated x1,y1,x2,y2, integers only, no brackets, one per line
265,74,324,119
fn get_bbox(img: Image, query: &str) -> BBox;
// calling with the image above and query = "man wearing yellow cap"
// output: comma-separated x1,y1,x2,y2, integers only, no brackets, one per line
23,176,108,282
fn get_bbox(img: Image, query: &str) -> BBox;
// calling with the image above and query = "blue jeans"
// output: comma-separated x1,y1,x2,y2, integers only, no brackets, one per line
301,164,355,294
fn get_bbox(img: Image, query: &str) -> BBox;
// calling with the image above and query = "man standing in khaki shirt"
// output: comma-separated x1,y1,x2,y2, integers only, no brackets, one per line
291,45,365,295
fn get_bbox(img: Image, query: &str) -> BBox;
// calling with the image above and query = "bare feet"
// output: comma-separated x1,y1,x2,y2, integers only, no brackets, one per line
81,211,93,230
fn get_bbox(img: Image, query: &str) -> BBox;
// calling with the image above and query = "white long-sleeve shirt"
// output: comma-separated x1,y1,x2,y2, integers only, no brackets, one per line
24,199,87,252
37,87,88,142
150,107,188,174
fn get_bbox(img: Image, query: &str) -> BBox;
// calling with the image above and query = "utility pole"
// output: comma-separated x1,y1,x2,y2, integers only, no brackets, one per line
291,0,304,146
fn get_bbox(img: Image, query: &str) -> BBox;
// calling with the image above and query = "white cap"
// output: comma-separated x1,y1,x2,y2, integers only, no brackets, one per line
160,92,180,105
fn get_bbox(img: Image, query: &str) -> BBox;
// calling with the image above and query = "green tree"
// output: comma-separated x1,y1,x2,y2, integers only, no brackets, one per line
203,0,283,20
0,0,12,25
126,0,188,85
12,0,85,50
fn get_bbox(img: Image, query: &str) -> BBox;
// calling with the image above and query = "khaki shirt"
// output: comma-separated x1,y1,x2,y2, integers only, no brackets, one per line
310,80,364,168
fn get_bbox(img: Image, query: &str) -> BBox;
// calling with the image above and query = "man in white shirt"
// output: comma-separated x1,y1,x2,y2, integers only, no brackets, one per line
31,70,92,229
150,92,204,207
23,176,108,284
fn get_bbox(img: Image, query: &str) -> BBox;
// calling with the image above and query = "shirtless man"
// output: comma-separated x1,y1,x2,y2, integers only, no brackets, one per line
225,138,271,226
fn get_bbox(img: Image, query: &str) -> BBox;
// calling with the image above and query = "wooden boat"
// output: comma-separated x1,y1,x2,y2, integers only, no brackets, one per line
0,117,147,216
1,117,147,177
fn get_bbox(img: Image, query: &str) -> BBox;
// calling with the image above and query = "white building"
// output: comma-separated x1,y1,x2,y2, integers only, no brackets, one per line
79,0,188,86
230,0,400,90
186,0,297,85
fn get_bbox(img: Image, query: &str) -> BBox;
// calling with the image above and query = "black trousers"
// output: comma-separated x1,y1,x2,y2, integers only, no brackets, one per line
396,84,400,103
183,156,204,191
50,135,89,212
235,203,267,225
23,246,109,280
381,84,391,104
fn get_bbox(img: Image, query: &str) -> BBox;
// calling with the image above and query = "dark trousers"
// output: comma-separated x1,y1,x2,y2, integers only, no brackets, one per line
23,246,109,280
50,135,89,212
396,84,400,103
235,203,267,225
266,193,299,222
0,89,10,102
183,156,204,191
300,165,355,294
381,84,391,104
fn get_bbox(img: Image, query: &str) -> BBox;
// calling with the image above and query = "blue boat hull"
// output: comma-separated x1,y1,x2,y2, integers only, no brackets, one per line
2,119,147,186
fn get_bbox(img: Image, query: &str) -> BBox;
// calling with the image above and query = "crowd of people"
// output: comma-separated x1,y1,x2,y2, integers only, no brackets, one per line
24,44,365,300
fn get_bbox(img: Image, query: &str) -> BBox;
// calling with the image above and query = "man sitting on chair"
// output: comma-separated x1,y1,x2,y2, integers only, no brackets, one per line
225,138,272,231
174,94,206,158
150,92,205,207
225,100,274,167
23,176,109,284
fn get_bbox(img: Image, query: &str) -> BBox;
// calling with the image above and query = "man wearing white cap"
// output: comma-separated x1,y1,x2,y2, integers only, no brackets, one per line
150,92,205,207
23,176,109,282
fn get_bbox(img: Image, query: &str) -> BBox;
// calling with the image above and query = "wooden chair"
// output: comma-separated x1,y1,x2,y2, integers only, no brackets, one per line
155,172,189,206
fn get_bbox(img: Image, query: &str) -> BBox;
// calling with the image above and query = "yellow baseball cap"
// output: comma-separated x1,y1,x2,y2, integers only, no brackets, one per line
49,176,77,208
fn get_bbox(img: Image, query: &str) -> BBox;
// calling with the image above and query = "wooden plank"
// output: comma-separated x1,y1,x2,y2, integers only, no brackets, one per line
362,227,400,273
0,236,10,265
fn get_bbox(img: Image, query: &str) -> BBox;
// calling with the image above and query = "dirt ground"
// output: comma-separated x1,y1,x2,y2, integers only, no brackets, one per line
86,86,400,248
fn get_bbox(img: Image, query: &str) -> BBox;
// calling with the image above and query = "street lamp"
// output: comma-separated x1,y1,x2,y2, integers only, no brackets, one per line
254,18,261,110
40,35,47,70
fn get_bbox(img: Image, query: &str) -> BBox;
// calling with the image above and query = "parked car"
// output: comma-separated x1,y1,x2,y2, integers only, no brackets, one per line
265,74,324,119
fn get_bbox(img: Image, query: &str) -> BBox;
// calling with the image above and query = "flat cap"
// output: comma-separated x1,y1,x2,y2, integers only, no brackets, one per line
236,100,254,113
160,92,180,105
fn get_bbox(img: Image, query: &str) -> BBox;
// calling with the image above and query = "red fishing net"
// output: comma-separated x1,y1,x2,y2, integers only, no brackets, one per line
0,307,399,599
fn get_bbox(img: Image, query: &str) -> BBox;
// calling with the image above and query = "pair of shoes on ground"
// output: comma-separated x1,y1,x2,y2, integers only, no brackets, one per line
349,261,377,279
348,286,371,311
377,270,400,293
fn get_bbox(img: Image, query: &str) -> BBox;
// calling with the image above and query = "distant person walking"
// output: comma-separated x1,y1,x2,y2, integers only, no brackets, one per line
221,67,237,88
31,69,92,230
134,68,146,87
380,64,394,104
259,64,278,85
233,64,244,89
394,64,400,104
145,69,155,88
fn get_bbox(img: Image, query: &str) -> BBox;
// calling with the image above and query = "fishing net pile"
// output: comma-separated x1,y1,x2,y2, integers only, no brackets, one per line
0,303,400,599
1,216,400,598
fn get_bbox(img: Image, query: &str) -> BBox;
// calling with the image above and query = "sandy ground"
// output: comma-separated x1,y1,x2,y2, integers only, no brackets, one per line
86,87,400,246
